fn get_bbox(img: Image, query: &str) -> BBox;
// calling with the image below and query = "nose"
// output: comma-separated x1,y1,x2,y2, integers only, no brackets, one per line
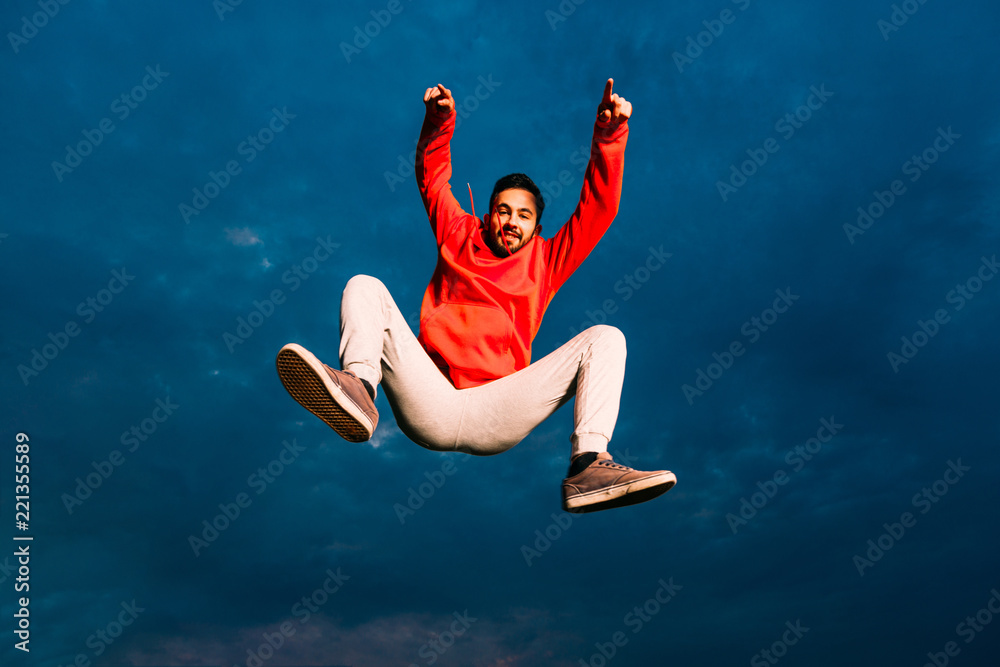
494,211,516,232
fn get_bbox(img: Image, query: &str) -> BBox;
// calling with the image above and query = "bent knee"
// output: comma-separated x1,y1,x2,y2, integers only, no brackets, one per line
343,274,387,297
586,324,627,357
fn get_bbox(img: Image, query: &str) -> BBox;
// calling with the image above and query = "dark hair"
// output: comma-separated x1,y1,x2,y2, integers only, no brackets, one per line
489,173,545,225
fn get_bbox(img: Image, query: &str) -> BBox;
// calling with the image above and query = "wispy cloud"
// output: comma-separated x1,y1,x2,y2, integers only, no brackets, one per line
225,227,263,247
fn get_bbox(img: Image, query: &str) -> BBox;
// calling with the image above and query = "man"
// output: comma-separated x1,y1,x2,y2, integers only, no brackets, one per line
276,78,675,513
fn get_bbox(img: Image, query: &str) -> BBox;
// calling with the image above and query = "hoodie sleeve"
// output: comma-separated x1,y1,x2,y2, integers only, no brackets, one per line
543,120,628,294
415,109,470,247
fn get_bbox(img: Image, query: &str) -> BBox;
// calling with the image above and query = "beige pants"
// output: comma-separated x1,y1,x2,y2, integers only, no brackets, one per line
339,275,625,457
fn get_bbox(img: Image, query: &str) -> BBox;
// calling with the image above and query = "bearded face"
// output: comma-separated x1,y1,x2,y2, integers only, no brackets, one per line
483,188,540,257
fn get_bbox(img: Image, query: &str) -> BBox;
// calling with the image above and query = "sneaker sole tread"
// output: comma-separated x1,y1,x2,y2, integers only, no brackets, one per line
276,344,372,443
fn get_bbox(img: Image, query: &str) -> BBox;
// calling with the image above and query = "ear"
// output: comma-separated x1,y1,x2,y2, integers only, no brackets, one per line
534,223,543,238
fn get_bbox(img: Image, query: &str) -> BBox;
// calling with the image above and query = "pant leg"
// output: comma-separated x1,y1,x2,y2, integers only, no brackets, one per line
339,275,466,450
339,275,626,457
452,324,627,456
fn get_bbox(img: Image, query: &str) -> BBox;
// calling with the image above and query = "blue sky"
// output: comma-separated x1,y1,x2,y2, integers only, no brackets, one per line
2,1,999,665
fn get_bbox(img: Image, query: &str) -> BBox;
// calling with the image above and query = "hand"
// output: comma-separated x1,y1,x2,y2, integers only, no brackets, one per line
596,78,631,129
423,83,455,116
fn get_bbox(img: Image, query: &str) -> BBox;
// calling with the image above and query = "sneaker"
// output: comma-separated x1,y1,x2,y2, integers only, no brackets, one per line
275,343,378,442
562,452,676,513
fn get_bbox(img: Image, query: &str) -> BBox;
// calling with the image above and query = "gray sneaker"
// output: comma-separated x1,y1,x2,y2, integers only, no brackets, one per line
276,343,378,442
562,452,676,513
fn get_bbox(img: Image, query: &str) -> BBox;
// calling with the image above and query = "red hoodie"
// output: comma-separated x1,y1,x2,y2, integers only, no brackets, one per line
415,109,628,389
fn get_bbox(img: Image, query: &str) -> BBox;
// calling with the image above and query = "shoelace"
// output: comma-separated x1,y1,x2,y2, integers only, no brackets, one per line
597,459,632,471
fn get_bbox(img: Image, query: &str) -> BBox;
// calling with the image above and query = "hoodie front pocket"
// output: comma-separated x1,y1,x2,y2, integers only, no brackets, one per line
421,302,516,376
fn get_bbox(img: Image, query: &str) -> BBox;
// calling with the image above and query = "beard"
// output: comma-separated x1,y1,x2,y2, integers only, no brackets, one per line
485,226,525,257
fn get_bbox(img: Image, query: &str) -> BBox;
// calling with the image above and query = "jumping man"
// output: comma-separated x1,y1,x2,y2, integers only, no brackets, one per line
276,78,676,512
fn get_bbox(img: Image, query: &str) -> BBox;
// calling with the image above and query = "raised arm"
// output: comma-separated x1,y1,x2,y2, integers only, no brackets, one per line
545,79,631,291
415,84,469,246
